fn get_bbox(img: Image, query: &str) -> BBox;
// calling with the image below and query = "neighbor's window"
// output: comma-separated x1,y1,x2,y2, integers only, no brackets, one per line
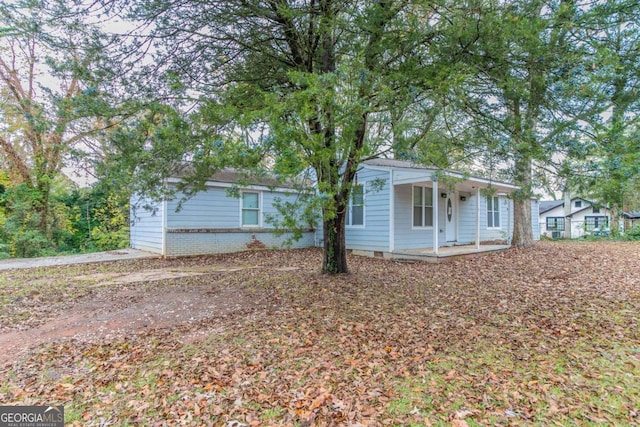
487,196,501,228
241,191,260,226
546,217,565,231
592,207,600,214
346,184,364,226
575,200,582,208
413,186,433,227
585,216,608,231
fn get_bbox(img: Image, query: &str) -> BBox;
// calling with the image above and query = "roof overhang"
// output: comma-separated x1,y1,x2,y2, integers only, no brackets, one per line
389,168,518,193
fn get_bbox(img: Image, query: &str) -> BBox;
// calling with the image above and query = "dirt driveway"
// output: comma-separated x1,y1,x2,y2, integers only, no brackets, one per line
0,251,300,366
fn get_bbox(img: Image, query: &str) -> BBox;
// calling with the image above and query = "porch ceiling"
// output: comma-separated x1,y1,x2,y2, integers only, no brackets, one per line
392,169,518,194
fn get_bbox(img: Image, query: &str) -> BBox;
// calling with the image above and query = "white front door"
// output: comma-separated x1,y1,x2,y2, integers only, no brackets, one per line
446,194,456,242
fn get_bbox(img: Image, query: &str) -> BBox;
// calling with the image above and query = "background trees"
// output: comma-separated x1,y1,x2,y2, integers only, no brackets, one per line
0,1,129,257
1,0,639,262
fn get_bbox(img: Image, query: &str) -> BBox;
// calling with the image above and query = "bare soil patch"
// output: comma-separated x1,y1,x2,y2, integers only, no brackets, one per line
0,263,280,365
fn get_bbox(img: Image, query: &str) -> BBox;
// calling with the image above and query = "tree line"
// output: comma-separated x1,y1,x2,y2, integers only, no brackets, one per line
1,0,639,272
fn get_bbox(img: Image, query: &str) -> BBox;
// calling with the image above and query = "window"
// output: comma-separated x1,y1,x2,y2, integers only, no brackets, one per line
546,217,565,231
413,186,433,227
487,196,501,228
575,200,582,208
346,184,364,226
585,216,608,231
241,192,260,226
592,207,600,214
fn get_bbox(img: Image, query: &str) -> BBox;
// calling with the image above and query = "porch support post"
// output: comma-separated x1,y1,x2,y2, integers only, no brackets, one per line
433,180,439,255
389,170,394,253
475,187,481,249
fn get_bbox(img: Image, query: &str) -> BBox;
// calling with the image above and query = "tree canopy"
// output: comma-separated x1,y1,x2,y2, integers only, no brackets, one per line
102,0,473,273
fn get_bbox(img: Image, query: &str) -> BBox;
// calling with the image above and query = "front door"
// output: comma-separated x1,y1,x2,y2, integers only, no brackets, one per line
446,193,456,242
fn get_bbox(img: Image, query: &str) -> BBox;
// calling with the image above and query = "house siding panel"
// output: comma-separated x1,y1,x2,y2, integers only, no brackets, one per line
394,184,434,250
130,197,164,254
345,168,390,252
480,196,513,241
457,195,477,244
166,187,239,229
531,200,540,240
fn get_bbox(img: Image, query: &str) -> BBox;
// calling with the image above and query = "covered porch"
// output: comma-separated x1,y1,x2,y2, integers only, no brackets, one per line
389,165,518,255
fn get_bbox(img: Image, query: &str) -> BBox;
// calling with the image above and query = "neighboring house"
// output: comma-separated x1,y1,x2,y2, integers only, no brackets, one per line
539,197,611,239
130,159,541,258
623,211,640,230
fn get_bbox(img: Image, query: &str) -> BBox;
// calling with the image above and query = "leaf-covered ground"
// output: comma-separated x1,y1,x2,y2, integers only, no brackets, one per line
0,241,638,426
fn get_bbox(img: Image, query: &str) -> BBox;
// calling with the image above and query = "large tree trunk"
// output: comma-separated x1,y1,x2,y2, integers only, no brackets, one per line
512,154,535,248
322,205,348,274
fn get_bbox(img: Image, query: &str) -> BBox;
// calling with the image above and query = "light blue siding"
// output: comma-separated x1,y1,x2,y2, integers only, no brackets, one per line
446,194,515,244
166,187,239,228
531,199,540,240
394,184,434,250
166,186,305,229
161,184,316,256
457,195,477,244
262,191,311,228
393,187,506,248
130,197,164,254
345,168,391,252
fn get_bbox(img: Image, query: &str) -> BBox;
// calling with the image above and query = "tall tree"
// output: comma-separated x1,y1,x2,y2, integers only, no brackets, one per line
0,1,111,234
452,0,594,247
580,0,640,231
111,0,462,273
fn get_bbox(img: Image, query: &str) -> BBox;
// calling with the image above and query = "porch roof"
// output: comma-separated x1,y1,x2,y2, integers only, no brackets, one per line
363,159,518,193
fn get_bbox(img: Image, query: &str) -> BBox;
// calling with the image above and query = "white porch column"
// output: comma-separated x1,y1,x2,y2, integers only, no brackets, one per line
389,170,395,253
433,180,439,255
475,187,481,249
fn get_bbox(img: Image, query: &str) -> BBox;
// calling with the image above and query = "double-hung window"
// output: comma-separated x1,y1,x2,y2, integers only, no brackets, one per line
487,196,501,228
413,186,433,227
346,184,364,226
241,191,260,226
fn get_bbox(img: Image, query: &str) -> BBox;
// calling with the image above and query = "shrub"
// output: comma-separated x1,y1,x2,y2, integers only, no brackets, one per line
11,230,52,258
0,243,9,260
624,225,640,241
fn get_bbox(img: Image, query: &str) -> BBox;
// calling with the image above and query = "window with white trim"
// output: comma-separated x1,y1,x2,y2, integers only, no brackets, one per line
241,191,260,226
487,196,501,228
413,186,433,227
346,184,364,226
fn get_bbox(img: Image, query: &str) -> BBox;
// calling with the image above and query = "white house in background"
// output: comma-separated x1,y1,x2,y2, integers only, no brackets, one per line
539,197,611,239
130,159,541,259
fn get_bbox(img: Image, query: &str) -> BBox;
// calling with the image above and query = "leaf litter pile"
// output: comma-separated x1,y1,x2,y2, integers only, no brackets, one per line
0,241,639,426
